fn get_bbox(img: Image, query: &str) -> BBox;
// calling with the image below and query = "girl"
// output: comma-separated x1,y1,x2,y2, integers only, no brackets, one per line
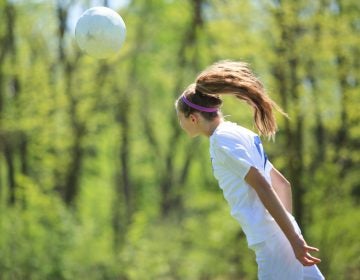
175,61,325,279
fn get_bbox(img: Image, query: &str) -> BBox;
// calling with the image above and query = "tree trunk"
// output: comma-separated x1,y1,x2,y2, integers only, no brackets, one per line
56,2,85,206
0,1,18,205
271,5,305,230
4,138,15,204
160,0,204,218
113,89,132,248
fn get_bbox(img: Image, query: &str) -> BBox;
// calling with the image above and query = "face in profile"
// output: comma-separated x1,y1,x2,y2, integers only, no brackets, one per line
176,110,201,138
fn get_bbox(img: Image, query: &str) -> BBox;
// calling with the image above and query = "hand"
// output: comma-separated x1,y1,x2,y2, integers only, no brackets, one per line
290,234,321,266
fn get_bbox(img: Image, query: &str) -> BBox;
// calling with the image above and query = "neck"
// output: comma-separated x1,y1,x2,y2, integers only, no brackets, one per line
202,117,223,137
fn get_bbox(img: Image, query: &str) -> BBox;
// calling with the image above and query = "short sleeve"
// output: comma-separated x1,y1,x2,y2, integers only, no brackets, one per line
265,160,273,177
214,136,253,179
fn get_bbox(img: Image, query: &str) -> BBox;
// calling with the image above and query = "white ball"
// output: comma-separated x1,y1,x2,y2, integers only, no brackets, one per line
75,7,126,59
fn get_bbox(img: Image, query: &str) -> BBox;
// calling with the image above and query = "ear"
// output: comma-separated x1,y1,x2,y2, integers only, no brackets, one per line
189,112,200,124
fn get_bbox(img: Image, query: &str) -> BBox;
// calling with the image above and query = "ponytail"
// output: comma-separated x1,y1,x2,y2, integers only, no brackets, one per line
195,60,287,138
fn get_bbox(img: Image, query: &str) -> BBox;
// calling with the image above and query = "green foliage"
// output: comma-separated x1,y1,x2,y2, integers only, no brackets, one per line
121,192,256,280
0,0,359,279
0,177,72,279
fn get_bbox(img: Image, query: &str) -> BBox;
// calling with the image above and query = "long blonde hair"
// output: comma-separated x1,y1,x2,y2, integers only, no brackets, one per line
177,60,287,138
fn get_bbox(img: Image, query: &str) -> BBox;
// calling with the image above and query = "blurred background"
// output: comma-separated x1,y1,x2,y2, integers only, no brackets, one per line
0,0,359,279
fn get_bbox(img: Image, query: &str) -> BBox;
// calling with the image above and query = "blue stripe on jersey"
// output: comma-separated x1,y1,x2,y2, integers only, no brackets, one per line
254,135,268,169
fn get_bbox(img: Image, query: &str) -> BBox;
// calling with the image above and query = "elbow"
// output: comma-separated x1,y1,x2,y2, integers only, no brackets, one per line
270,168,291,190
283,179,291,190
285,179,291,188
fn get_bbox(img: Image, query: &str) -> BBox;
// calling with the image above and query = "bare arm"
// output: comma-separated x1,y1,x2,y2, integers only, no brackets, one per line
270,167,293,214
245,167,321,266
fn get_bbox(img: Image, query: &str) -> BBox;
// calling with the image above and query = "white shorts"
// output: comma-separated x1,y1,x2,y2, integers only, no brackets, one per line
249,228,325,280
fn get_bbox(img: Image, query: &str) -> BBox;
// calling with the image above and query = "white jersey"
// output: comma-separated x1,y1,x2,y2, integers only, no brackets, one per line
209,121,295,246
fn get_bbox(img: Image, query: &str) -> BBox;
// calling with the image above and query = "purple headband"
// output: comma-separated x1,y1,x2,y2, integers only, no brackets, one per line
181,95,218,113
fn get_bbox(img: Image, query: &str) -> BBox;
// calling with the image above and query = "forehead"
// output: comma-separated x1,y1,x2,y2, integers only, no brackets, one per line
176,109,184,118
177,110,191,123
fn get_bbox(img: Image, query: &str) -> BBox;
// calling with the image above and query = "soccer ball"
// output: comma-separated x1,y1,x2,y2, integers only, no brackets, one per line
75,7,126,59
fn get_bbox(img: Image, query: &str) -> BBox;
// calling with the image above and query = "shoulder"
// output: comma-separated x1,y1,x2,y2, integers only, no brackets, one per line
211,121,256,148
210,122,256,170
